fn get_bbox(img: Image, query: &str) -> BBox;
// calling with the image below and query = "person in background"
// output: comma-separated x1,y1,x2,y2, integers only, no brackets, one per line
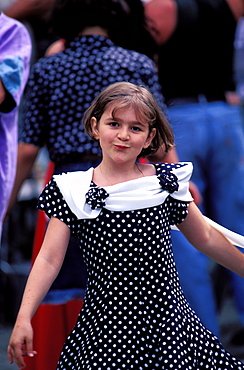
0,12,31,331
234,16,244,128
0,11,31,242
143,0,244,343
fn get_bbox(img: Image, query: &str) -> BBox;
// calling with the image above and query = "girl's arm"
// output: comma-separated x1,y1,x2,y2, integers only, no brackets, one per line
178,202,244,278
7,216,70,369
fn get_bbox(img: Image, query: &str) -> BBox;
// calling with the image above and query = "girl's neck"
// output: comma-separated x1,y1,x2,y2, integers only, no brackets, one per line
94,162,145,186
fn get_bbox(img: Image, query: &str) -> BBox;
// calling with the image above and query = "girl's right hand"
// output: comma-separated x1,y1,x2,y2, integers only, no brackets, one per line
7,321,37,369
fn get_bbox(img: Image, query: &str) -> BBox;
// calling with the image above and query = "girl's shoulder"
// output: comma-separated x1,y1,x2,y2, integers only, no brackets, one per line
154,162,193,201
153,161,193,175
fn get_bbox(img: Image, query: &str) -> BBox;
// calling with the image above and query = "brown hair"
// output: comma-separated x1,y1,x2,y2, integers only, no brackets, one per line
82,82,175,157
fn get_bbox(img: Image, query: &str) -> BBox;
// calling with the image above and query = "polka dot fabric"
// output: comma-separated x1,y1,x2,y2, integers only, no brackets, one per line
38,164,244,369
20,35,167,164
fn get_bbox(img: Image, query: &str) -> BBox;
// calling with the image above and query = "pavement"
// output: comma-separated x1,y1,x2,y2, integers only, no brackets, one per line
0,261,244,370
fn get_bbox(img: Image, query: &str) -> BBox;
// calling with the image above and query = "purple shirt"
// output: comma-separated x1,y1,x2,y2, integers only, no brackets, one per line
0,12,31,233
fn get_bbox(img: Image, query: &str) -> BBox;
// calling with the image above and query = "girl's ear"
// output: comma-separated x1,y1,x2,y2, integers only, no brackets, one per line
90,117,99,140
143,127,156,148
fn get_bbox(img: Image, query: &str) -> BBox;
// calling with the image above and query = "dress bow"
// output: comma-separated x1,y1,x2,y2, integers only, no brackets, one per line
85,186,109,210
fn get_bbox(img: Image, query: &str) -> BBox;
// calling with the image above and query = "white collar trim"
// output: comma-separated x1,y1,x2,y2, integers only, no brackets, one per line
53,163,193,219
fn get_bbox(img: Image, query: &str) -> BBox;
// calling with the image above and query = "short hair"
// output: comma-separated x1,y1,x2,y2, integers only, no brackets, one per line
82,82,175,157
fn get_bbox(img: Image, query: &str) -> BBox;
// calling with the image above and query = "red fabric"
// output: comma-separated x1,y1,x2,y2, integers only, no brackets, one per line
31,161,54,263
25,300,83,370
26,161,83,370
138,158,148,164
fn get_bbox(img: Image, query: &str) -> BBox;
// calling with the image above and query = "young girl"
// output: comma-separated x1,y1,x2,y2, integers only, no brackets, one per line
8,82,244,369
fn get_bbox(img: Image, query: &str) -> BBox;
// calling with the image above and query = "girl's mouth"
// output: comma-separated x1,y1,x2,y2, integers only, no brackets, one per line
114,145,129,150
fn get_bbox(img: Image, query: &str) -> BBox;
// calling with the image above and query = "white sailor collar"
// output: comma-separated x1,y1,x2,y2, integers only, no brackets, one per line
53,162,194,220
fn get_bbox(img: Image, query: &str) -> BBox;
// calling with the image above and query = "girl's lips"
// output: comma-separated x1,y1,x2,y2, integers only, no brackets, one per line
114,144,129,150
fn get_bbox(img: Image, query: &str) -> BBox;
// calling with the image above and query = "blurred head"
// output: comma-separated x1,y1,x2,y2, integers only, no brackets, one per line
51,0,157,57
82,82,174,157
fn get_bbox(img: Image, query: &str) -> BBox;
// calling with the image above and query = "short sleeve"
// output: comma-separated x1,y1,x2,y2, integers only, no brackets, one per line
154,162,192,226
155,162,193,202
167,197,189,226
37,177,79,235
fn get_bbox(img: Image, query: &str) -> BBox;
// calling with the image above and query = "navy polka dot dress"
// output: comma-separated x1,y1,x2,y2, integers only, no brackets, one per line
38,163,244,369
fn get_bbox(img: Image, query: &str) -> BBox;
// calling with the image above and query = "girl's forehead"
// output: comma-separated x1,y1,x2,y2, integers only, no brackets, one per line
102,100,150,124
106,101,144,115
103,102,134,116
104,104,142,121
106,101,132,111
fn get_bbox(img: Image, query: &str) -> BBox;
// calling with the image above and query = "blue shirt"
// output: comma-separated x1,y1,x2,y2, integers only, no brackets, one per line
20,35,167,163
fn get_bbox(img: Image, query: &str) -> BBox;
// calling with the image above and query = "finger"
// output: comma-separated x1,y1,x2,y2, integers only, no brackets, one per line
8,345,26,369
25,337,37,357
7,345,13,364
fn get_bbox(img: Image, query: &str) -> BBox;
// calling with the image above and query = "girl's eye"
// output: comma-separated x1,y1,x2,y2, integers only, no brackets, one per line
131,126,142,132
109,122,119,127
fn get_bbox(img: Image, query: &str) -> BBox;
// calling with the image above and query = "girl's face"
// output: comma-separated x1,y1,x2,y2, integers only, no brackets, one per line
91,104,156,164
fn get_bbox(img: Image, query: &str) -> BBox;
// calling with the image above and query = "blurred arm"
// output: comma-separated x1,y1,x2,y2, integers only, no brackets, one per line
0,79,6,104
4,0,54,20
144,0,178,44
5,142,40,218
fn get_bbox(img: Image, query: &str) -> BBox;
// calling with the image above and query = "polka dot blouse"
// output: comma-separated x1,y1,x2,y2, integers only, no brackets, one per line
38,163,244,369
20,35,167,164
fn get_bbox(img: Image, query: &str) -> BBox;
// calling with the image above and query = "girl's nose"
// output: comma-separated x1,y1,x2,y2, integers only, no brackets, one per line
117,127,129,140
